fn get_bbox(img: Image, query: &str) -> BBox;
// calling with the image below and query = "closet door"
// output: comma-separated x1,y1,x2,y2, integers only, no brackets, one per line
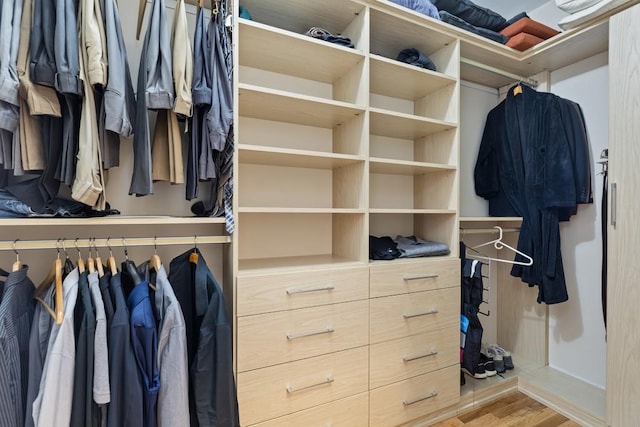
607,4,640,425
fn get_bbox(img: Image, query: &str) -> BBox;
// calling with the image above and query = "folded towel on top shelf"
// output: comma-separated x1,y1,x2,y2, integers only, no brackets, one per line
500,17,560,39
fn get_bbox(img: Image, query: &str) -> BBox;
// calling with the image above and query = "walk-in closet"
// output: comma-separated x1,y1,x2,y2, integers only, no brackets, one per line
1,0,638,425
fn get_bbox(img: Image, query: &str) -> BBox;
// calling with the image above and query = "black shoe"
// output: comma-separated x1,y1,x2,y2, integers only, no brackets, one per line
479,353,497,377
460,370,466,386
462,363,488,379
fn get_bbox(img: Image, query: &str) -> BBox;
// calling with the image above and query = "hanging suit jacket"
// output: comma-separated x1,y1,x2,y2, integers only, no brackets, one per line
168,248,239,427
0,266,35,427
474,84,590,304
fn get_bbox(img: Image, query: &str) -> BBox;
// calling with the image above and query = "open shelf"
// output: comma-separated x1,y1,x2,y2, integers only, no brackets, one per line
238,212,366,269
460,217,523,223
239,84,364,128
370,212,458,254
239,145,364,169
370,209,456,214
238,0,367,48
370,158,455,175
370,54,457,100
238,208,365,214
239,254,365,273
0,217,227,226
239,19,365,83
370,108,456,139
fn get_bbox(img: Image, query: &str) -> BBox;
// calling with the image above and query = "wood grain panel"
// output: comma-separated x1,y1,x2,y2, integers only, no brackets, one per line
237,300,369,371
370,365,460,427
370,328,458,389
370,288,459,344
607,5,640,426
252,393,369,427
237,347,369,425
370,257,459,297
237,266,368,316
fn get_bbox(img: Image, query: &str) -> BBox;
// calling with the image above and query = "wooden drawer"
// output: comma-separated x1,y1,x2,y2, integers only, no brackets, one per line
370,287,459,344
238,346,369,426
370,365,460,427
370,328,458,389
251,393,369,427
237,266,369,316
370,258,459,298
237,300,369,372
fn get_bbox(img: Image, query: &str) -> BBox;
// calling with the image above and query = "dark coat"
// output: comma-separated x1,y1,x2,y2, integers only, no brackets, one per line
168,248,239,427
474,84,591,304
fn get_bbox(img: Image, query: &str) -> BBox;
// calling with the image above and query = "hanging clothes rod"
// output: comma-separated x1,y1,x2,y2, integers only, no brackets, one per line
460,227,520,235
460,57,539,88
0,236,231,252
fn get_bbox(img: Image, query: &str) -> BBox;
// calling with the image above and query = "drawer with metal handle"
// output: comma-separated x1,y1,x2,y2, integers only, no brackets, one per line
370,258,459,297
237,266,369,316
238,346,369,426
370,328,459,388
237,300,369,372
370,287,459,344
370,365,460,427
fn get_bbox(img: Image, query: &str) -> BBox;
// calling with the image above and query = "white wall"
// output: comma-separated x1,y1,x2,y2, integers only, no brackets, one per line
459,82,499,217
548,52,608,390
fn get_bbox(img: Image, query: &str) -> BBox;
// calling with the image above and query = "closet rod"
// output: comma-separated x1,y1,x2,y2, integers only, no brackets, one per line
0,236,231,252
460,227,520,235
460,57,539,88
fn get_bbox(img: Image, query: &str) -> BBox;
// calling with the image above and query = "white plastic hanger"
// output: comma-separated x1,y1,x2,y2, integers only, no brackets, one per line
468,226,533,266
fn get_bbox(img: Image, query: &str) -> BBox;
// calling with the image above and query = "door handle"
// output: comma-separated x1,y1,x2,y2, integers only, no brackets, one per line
611,182,617,228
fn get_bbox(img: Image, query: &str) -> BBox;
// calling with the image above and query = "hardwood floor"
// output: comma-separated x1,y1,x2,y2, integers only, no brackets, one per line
433,392,581,426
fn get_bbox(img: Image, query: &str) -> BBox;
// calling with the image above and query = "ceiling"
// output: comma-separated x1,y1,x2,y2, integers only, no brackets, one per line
471,0,552,20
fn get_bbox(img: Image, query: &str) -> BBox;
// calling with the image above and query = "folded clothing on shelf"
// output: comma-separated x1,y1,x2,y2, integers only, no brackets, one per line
369,235,402,260
556,0,603,14
305,27,354,48
500,17,561,40
395,235,451,258
506,32,546,51
396,48,437,71
558,0,634,29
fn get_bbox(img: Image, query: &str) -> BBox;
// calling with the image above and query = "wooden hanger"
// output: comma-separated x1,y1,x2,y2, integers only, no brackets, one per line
75,238,86,273
85,238,95,275
469,226,533,266
12,239,23,272
190,235,199,264
107,237,118,275
92,238,105,278
136,0,147,40
149,236,162,272
513,82,523,96
34,239,64,325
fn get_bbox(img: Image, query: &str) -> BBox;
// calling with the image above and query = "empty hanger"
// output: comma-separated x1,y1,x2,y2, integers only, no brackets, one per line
468,226,533,266
34,239,64,325
12,239,22,272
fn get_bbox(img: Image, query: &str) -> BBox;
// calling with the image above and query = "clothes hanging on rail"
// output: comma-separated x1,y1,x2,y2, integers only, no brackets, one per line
474,83,593,304
0,266,36,427
169,248,240,427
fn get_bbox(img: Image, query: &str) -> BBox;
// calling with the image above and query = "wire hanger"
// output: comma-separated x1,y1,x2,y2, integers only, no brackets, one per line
12,239,22,272
468,226,533,266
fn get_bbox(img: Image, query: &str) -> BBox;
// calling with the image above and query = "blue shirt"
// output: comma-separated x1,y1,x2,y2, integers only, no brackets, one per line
127,281,160,427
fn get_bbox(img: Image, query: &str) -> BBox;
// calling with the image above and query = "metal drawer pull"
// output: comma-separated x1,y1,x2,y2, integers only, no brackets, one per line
286,285,335,295
403,309,439,319
403,350,438,362
286,376,334,394
403,391,438,406
287,327,335,340
403,274,439,281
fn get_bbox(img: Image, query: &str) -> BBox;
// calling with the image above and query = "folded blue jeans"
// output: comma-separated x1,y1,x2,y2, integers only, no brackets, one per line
396,48,437,71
